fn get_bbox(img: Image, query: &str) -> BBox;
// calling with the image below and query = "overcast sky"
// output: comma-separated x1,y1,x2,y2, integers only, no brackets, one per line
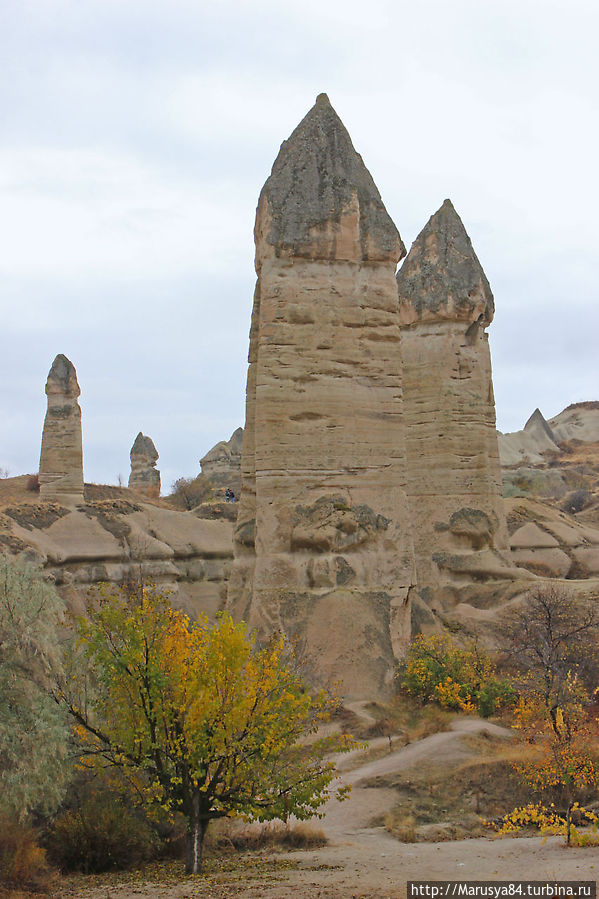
1,0,597,490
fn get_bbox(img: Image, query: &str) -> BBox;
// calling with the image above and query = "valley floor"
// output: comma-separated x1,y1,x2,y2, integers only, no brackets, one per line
54,717,599,898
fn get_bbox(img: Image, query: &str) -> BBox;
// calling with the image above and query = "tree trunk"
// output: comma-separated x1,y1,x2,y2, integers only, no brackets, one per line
185,794,209,874
566,803,572,846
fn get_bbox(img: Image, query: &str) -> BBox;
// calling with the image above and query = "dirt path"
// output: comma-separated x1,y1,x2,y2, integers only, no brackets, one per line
56,718,599,897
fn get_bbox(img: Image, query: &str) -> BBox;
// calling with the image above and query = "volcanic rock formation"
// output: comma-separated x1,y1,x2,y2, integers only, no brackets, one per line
229,94,416,699
200,427,243,496
39,354,84,505
128,432,161,499
396,200,511,610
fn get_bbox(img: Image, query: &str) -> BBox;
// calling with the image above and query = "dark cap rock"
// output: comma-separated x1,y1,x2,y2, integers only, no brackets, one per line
130,432,159,465
45,354,80,398
256,93,404,264
397,199,494,325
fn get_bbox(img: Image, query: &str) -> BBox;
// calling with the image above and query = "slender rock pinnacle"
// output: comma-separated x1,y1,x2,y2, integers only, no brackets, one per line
397,200,509,604
128,433,161,500
39,354,84,504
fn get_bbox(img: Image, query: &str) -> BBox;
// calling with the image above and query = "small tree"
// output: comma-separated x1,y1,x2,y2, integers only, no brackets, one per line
501,676,599,845
0,553,70,820
497,586,599,845
501,585,599,728
60,585,354,873
169,476,214,510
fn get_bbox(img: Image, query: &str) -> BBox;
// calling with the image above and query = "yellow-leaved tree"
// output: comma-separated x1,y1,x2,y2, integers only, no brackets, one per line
59,584,355,873
497,587,599,845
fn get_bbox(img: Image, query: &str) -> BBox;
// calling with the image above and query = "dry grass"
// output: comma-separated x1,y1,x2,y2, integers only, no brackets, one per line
340,696,452,744
0,475,39,509
381,735,545,842
0,819,58,895
209,820,327,852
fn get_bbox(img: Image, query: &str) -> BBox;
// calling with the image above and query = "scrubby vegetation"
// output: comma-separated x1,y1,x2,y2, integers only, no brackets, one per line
168,474,215,510
398,633,514,717
0,555,70,822
0,819,58,895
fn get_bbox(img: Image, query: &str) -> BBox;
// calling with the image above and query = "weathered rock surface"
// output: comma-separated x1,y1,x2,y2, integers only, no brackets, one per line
128,432,161,499
200,427,243,496
397,200,512,611
229,94,416,700
498,402,599,506
549,402,599,444
505,496,599,578
39,355,84,505
0,484,233,621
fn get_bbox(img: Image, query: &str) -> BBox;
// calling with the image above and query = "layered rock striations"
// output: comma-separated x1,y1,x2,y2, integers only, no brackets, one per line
396,200,511,610
229,94,416,698
39,355,84,505
128,432,161,499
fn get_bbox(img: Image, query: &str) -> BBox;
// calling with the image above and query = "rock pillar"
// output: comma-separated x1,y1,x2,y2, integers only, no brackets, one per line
396,200,509,607
128,433,161,499
39,354,84,505
229,94,416,699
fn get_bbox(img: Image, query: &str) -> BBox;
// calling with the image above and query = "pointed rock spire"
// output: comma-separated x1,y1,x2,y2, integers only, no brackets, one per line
524,408,556,442
397,199,494,325
256,93,404,264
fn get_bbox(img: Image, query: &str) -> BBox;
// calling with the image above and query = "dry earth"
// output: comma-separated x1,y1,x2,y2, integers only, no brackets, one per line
53,718,599,898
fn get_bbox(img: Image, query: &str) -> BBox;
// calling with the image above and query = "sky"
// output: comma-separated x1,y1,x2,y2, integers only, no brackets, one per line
1,0,598,491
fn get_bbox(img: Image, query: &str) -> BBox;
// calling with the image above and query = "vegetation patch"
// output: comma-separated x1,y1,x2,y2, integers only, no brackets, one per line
383,745,535,842
3,503,70,531
0,534,29,554
78,501,140,540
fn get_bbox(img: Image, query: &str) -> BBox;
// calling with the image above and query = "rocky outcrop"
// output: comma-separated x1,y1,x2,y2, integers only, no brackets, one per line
200,428,243,496
39,355,84,505
499,408,560,466
229,94,416,699
498,403,599,503
128,432,161,499
548,402,599,444
505,497,599,578
0,486,233,621
397,200,511,610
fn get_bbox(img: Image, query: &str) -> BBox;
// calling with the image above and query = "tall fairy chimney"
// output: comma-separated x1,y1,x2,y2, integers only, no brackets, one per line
39,354,84,505
228,94,416,699
396,200,509,602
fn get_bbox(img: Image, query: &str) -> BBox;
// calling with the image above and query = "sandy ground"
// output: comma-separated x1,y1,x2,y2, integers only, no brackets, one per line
55,718,599,898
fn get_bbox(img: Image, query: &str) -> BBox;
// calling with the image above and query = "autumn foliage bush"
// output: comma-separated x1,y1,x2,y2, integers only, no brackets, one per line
0,818,57,893
398,634,514,717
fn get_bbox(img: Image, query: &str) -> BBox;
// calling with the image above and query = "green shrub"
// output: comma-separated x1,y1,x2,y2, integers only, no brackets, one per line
398,634,514,717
